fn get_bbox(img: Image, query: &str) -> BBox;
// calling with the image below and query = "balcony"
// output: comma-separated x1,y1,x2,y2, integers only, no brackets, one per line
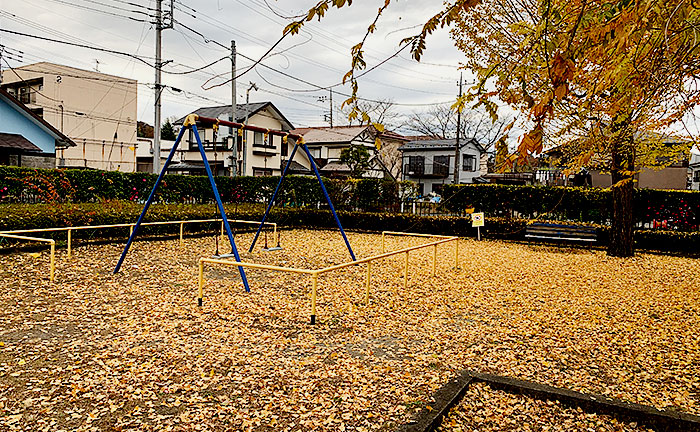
188,140,229,151
403,163,450,178
252,142,276,156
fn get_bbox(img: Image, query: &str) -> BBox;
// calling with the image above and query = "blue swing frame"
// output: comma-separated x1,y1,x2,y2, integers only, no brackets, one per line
248,138,356,261
113,115,250,292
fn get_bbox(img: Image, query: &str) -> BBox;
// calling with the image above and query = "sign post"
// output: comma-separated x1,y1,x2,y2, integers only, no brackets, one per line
471,212,484,241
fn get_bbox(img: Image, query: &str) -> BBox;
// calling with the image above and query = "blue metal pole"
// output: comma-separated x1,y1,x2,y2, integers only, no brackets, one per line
249,141,300,252
192,124,250,292
300,143,356,261
113,124,187,273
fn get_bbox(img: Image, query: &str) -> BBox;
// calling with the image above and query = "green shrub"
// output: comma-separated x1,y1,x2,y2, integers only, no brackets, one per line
0,166,415,212
1,202,697,254
442,184,699,230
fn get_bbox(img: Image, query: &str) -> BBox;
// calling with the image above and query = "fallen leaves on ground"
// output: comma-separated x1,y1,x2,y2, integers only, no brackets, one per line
0,230,698,431
438,382,653,431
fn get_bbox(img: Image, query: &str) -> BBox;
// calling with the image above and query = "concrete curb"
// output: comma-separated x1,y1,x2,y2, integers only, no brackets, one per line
399,371,700,432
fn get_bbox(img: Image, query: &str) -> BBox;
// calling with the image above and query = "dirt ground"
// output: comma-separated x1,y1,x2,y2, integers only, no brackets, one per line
0,229,698,431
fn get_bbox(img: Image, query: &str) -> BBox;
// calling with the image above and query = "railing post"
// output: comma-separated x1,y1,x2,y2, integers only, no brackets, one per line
365,261,372,305
432,243,437,277
403,251,409,290
381,232,385,253
455,237,459,268
67,229,72,258
310,273,319,325
179,222,184,245
129,225,134,237
220,221,224,238
50,241,55,282
198,259,204,307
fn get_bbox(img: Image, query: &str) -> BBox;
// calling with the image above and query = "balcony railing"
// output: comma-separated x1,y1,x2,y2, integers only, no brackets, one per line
188,140,229,151
403,163,450,178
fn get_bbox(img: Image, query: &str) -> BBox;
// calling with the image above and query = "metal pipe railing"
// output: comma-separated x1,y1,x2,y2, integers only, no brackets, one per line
1,219,276,258
198,232,460,324
0,233,56,282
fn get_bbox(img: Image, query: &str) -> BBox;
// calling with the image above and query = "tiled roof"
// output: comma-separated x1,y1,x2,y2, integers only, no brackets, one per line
399,137,483,152
174,102,269,125
0,88,75,149
291,126,368,144
0,133,42,152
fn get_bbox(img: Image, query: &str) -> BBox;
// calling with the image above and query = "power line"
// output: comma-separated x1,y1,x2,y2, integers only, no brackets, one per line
0,28,227,77
162,56,228,75
170,21,455,108
0,28,155,67
41,0,154,22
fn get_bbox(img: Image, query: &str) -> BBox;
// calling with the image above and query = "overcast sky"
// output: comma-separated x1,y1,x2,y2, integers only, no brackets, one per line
0,0,468,130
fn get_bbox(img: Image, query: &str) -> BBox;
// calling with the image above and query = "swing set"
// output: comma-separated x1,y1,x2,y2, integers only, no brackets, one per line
113,114,356,293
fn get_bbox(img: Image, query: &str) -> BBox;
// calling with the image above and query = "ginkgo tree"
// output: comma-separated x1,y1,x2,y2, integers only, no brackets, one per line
289,0,700,257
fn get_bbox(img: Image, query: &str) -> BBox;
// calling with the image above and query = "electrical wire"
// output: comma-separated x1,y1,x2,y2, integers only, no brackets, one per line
0,29,155,67
40,0,154,22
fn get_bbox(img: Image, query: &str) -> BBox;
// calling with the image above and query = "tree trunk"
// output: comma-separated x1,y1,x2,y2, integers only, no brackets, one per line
608,143,635,257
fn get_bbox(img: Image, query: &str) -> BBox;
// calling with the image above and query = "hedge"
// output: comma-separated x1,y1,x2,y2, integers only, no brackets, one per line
0,166,416,211
441,184,700,231
1,202,697,254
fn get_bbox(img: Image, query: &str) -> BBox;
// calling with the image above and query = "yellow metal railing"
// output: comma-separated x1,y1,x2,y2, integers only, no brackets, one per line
0,233,56,282
1,218,276,281
198,231,459,324
1,219,276,258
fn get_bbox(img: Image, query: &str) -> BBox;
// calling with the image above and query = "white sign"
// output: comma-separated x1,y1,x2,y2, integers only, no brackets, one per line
471,212,485,228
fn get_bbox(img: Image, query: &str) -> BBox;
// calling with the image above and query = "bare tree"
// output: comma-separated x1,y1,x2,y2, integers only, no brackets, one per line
338,98,403,131
404,105,510,151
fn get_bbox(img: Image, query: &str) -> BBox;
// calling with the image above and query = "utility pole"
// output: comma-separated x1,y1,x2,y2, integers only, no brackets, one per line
153,0,173,174
329,88,333,127
230,40,238,176
241,82,258,176
153,0,163,174
319,88,333,127
453,72,463,184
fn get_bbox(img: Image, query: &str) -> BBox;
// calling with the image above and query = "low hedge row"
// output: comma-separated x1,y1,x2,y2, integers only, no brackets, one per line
0,166,415,211
1,202,696,254
441,184,700,231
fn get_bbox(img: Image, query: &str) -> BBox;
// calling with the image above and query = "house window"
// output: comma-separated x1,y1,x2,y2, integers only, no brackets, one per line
254,131,264,146
253,168,273,176
433,155,450,176
308,147,321,159
281,140,288,157
462,154,477,171
405,155,425,175
694,170,700,182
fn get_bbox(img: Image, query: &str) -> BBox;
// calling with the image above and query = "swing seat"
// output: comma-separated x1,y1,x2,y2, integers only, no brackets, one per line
213,253,238,259
262,246,283,252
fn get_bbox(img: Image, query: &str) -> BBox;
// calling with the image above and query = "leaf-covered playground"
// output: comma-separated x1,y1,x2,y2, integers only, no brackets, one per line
1,229,698,431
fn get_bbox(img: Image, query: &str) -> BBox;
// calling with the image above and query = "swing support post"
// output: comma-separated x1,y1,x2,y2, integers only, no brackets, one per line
114,116,250,292
249,141,299,252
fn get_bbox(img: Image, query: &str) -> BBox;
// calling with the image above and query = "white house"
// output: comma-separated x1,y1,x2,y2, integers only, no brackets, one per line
399,138,486,195
171,102,295,176
690,148,700,190
289,125,406,179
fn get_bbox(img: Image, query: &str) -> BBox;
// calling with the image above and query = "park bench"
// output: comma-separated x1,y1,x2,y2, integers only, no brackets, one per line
525,222,598,244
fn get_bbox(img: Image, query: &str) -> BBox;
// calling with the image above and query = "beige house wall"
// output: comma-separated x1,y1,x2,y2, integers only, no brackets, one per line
1,62,138,171
591,167,687,190
178,106,300,176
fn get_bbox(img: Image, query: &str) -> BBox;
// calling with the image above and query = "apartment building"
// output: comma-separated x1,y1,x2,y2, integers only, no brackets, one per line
0,62,138,171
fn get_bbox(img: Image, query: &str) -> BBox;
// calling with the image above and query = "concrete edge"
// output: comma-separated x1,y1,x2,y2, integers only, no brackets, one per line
398,371,700,432
397,371,472,432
